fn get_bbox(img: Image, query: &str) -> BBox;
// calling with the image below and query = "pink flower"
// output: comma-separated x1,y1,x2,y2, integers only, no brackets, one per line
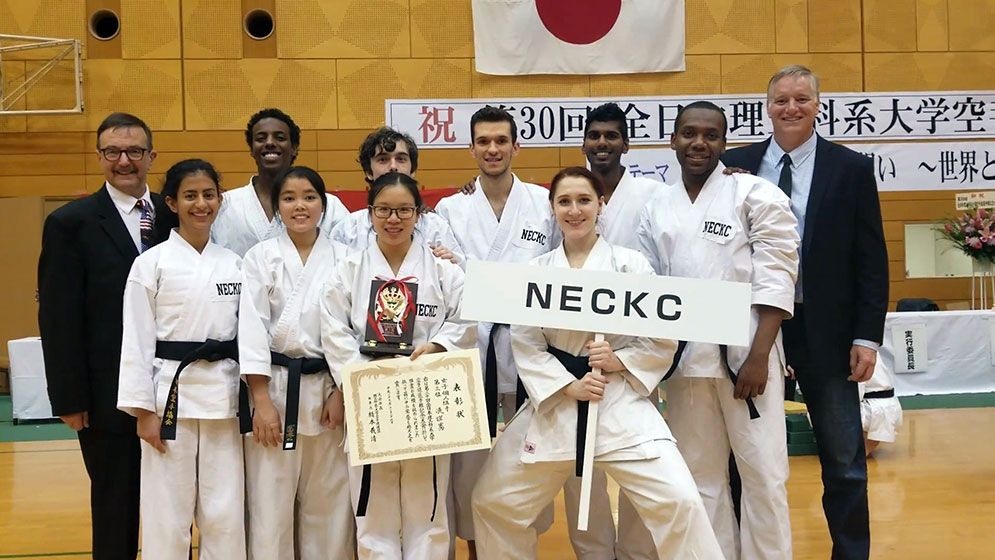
987,237,995,246
981,209,989,219
946,223,955,233
964,225,977,233
968,237,983,249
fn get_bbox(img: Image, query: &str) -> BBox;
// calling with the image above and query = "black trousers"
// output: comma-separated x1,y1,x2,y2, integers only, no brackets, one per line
77,427,141,560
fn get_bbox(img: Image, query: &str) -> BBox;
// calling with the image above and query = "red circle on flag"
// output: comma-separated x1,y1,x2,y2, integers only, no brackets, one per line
535,0,622,45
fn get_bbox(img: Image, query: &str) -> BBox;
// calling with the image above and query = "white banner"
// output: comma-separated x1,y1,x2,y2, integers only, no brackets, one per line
621,143,995,192
891,323,929,374
387,91,995,148
460,260,752,346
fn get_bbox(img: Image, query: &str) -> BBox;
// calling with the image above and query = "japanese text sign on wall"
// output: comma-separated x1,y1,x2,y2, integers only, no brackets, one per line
388,92,995,149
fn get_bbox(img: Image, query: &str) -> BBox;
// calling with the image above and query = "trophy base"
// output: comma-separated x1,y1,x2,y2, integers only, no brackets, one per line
360,341,414,357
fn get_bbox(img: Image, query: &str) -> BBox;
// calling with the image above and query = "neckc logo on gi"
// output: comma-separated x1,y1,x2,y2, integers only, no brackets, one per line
519,227,547,246
215,282,242,297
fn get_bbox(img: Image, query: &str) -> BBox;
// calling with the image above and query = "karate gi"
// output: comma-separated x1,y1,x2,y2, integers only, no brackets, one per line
600,170,662,250
212,180,350,257
330,208,466,263
117,230,245,560
436,175,607,550
471,238,723,560
637,163,799,560
238,232,354,560
860,361,902,444
597,169,664,560
320,241,477,560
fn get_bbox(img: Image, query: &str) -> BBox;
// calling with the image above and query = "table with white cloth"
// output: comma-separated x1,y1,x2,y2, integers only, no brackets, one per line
879,310,995,396
6,337,56,421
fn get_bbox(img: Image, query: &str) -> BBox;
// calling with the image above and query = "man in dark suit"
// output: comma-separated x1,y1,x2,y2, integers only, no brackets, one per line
722,66,889,560
38,112,174,559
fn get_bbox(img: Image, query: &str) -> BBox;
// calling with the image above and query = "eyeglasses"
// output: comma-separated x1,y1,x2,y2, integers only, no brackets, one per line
369,205,417,220
98,147,149,161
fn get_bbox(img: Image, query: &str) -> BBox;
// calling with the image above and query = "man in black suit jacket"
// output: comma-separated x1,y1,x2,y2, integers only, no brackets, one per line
38,112,175,559
722,66,888,560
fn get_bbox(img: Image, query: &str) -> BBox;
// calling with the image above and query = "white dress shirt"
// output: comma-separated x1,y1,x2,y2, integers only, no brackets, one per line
105,182,153,252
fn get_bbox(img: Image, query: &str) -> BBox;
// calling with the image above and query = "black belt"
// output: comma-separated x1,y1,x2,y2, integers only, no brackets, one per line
483,324,529,437
355,457,439,523
864,389,895,399
547,345,593,477
718,345,760,420
154,339,239,440
269,351,330,451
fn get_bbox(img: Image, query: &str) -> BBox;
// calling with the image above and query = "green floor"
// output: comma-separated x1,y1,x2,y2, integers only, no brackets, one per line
1,392,994,444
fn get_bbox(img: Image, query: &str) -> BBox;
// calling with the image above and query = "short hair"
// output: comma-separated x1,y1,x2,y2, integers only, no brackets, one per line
368,172,423,210
548,166,606,201
674,101,727,138
470,106,518,144
584,102,628,143
767,64,821,102
244,108,302,148
161,159,220,202
358,127,419,185
96,112,153,149
270,166,327,214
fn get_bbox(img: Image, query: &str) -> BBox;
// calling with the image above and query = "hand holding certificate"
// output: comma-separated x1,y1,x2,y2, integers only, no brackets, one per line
341,349,490,466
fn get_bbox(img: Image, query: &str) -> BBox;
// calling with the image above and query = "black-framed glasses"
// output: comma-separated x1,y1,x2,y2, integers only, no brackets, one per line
98,146,149,161
369,205,416,220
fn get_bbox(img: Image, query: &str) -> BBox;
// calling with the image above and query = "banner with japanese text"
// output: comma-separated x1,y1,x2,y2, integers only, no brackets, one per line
621,143,995,192
387,91,995,148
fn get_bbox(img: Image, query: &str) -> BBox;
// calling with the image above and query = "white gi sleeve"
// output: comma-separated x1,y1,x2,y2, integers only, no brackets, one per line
321,193,351,233
742,176,801,315
329,212,364,249
510,324,577,413
636,204,664,275
421,212,466,267
610,252,679,396
428,259,477,351
320,261,364,387
117,257,158,417
238,245,274,378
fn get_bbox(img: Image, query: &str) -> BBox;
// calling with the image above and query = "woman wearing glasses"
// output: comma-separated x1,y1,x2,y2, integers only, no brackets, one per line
320,172,476,560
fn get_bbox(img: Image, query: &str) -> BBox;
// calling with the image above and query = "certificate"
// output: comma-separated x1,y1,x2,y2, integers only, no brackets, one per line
341,349,491,466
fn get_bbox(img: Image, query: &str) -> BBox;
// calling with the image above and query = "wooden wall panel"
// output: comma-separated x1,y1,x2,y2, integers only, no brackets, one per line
0,197,43,364
4,0,995,316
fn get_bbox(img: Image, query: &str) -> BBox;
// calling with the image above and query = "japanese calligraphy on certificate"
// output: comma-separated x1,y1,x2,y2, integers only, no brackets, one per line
341,349,490,465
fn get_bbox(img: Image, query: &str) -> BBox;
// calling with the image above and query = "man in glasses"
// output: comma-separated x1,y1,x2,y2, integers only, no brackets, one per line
38,112,176,559
329,126,463,262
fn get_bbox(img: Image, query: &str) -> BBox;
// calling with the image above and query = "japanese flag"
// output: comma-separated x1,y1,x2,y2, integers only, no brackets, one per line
471,0,685,75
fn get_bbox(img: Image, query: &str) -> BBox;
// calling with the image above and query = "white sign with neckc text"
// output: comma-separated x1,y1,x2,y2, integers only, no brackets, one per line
461,260,752,346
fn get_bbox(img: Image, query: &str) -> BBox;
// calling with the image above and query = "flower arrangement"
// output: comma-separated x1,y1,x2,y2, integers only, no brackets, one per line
937,208,995,262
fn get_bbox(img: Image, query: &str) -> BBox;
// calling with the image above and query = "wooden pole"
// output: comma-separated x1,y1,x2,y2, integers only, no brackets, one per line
576,332,604,531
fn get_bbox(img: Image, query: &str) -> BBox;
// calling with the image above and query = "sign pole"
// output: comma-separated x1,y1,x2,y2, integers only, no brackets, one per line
576,332,604,531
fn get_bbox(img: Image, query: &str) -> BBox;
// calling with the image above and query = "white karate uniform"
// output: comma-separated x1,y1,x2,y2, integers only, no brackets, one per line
320,242,477,560
436,175,595,549
212,180,350,257
860,360,903,443
117,230,245,560
238,232,354,560
598,169,664,560
637,163,799,560
600,170,663,250
471,238,723,560
330,207,466,262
